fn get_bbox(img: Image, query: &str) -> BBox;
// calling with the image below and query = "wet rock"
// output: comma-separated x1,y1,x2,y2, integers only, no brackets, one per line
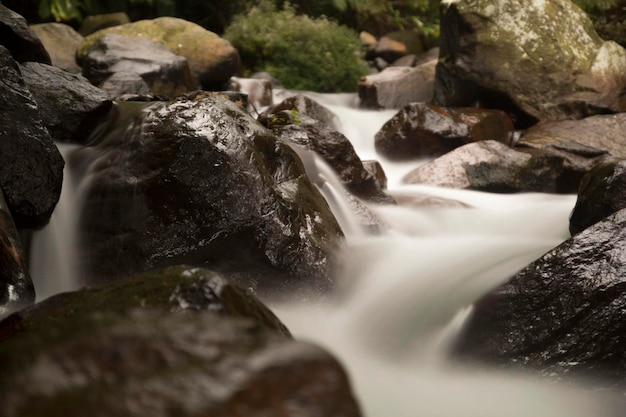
75,97,343,297
403,140,563,193
358,60,437,109
29,23,83,73
77,17,241,89
375,103,514,160
20,62,112,144
262,94,340,130
362,160,388,191
0,267,361,417
99,71,151,99
569,158,626,235
78,12,130,36
0,46,64,229
0,189,34,318
435,0,626,126
452,208,626,388
81,34,200,98
0,4,51,64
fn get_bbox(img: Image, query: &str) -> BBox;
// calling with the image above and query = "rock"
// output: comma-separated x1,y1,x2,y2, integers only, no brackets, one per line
403,140,563,193
0,46,64,229
435,0,626,126
74,96,343,297
0,3,51,64
358,60,437,109
452,208,626,388
0,188,34,318
77,17,241,89
517,113,625,191
81,34,200,98
99,71,151,98
373,36,408,63
262,94,340,129
228,76,273,110
78,12,130,36
29,23,83,73
375,103,514,160
20,62,112,144
569,158,626,235
362,160,388,191
0,266,361,417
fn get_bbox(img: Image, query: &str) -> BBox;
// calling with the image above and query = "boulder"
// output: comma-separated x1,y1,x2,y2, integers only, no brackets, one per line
0,3,50,64
375,103,514,160
569,158,626,235
435,0,626,126
20,62,112,144
99,71,151,99
81,34,200,98
403,140,563,193
74,96,343,297
452,208,626,388
29,23,83,73
0,46,64,229
0,266,361,417
261,94,340,130
0,188,34,318
358,60,437,109
77,17,241,89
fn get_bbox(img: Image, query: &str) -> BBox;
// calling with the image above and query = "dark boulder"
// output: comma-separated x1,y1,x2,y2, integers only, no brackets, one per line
74,96,343,297
569,158,626,235
452,208,626,388
0,3,50,64
435,0,626,126
403,140,564,193
20,62,113,144
375,103,514,160
0,266,362,417
0,46,64,229
81,33,200,98
262,94,340,130
0,189,34,318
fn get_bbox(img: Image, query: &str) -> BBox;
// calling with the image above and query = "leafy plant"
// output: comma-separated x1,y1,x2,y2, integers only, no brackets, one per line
224,1,368,92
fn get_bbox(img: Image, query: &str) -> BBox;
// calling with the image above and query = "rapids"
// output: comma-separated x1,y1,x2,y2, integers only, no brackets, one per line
29,91,620,416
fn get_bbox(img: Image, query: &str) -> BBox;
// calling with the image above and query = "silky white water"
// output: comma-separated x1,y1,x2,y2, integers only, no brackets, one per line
29,92,619,416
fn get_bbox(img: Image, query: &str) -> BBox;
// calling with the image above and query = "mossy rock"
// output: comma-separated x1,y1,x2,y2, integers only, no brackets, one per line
77,17,240,89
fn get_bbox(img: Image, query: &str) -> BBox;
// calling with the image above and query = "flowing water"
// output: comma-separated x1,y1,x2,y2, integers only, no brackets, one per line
30,92,619,416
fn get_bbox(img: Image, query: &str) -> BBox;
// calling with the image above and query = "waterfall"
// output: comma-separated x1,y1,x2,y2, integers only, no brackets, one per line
28,92,618,417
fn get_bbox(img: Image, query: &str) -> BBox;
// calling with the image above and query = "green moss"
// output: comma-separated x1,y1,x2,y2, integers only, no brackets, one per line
224,1,368,92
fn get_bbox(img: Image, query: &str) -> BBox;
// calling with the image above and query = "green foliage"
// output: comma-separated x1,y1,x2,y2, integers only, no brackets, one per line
224,1,368,92
572,0,620,15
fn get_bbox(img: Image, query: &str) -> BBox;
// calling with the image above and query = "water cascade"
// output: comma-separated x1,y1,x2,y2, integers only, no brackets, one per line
29,92,619,417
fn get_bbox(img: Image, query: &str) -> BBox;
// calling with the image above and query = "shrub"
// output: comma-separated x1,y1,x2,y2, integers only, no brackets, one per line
224,1,368,92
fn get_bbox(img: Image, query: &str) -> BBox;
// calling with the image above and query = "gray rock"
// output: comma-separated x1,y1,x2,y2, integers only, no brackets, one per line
358,60,436,109
0,46,64,229
29,23,83,73
435,0,626,126
81,33,200,98
453,207,626,388
20,62,112,144
0,3,50,64
375,103,514,160
99,71,151,98
403,140,563,193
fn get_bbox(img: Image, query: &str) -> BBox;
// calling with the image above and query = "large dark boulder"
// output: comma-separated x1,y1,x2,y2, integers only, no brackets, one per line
0,266,362,417
375,103,514,160
20,62,112,144
81,34,200,98
0,3,50,64
403,140,564,193
0,46,64,229
435,0,626,126
75,96,343,297
569,158,626,235
453,208,626,388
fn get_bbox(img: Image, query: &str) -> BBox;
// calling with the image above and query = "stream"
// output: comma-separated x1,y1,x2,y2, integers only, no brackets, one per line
30,91,619,417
